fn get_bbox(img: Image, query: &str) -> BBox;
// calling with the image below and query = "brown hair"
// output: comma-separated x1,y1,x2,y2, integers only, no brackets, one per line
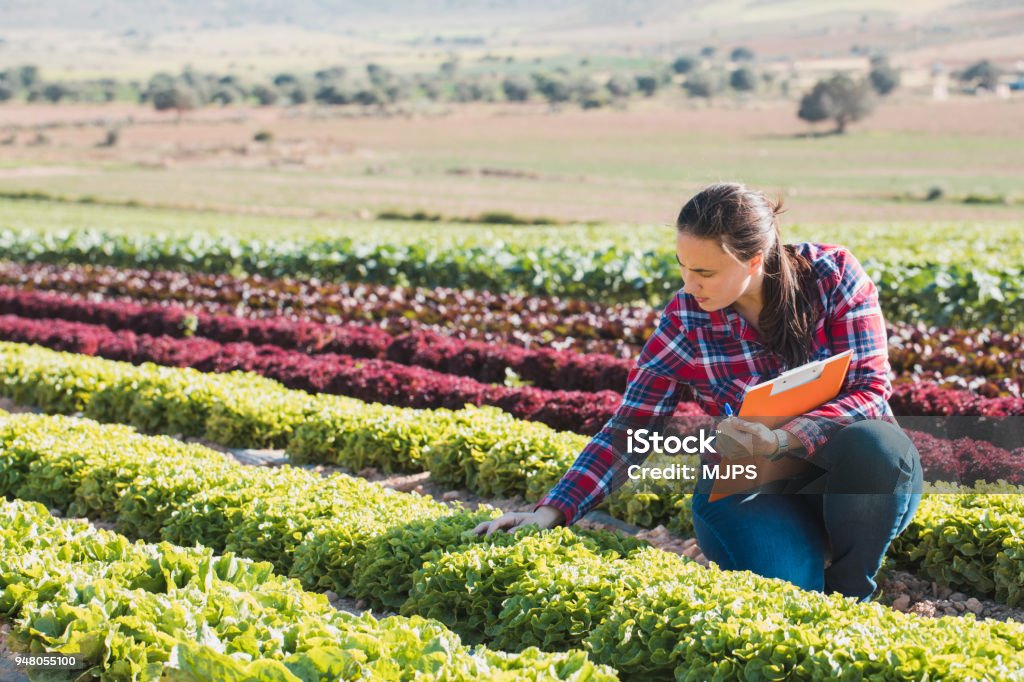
676,182,818,368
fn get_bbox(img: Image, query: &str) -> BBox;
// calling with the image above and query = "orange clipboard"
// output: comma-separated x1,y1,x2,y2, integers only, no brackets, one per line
707,349,854,502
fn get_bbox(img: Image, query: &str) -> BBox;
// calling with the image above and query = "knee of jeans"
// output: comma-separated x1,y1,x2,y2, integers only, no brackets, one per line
829,422,914,491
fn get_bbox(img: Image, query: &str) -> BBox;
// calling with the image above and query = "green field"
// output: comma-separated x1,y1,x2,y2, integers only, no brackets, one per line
2,197,1022,271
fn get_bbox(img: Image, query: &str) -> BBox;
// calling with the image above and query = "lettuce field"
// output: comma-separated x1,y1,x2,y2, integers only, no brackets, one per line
1,226,1023,681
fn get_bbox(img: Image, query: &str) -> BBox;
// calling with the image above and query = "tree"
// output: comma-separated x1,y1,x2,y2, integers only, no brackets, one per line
314,66,346,81
700,46,717,58
288,84,311,105
42,83,74,103
314,83,352,105
532,73,572,106
671,56,697,74
960,59,1001,90
17,65,39,88
417,77,442,101
0,84,14,102
384,79,413,104
353,88,384,106
729,67,757,92
210,86,243,105
502,76,533,102
868,56,900,96
453,78,490,102
798,74,876,134
151,86,199,114
635,74,659,97
730,46,754,62
439,55,459,78
797,85,831,126
682,70,723,100
366,63,394,89
606,74,635,98
143,72,176,103
273,73,299,88
574,77,607,108
251,84,279,106
97,78,118,102
98,127,121,147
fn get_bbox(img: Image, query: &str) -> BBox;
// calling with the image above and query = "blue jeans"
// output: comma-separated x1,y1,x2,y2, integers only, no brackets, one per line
690,419,923,602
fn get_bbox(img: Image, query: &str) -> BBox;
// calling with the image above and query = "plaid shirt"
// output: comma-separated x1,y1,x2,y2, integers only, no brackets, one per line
536,242,894,526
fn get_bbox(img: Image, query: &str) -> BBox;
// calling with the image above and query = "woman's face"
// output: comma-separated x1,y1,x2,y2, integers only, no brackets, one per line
675,232,763,311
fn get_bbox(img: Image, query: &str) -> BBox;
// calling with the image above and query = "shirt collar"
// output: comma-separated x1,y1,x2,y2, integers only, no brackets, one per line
716,307,762,343
674,293,761,343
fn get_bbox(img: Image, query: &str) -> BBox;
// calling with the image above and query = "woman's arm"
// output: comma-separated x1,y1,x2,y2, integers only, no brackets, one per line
473,299,691,535
781,249,893,459
533,366,687,526
528,298,693,527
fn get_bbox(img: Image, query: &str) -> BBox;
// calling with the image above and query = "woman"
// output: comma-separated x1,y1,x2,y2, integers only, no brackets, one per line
474,182,923,603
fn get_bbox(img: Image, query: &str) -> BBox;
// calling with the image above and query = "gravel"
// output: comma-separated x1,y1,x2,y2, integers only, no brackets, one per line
876,569,1024,624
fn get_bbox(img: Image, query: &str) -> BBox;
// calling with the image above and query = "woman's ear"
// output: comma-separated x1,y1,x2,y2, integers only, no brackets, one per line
749,252,764,274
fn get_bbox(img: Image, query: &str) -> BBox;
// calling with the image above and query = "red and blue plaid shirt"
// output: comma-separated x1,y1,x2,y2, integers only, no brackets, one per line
536,242,894,526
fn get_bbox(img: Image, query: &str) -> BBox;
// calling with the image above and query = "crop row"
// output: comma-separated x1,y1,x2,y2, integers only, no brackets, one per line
0,260,651,356
2,312,1023,452
888,484,1024,608
2,413,1023,679
4,262,1022,397
0,314,672,434
1,228,1021,329
2,341,1023,603
0,286,637,393
0,498,617,681
2,337,1021,493
888,325,1024,398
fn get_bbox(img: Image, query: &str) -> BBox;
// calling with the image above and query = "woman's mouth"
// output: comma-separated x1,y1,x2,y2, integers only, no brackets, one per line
696,297,709,303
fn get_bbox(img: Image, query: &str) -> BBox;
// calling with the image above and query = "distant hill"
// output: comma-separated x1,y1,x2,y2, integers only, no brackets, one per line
0,1,662,33
0,0,1021,76
0,0,994,38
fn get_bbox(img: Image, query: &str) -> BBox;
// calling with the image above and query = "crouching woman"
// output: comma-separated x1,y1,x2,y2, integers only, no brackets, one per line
475,182,923,604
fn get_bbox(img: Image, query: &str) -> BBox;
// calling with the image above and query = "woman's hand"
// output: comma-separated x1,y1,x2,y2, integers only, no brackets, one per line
718,417,780,458
472,505,566,536
474,509,711,569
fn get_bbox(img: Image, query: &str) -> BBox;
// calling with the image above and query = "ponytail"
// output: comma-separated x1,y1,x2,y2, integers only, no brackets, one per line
759,201,817,368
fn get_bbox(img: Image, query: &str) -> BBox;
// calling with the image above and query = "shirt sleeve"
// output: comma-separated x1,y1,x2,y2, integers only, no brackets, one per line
534,295,692,526
781,250,893,459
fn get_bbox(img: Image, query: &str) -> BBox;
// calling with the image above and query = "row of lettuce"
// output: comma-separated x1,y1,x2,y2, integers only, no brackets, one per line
0,285,638,393
2,412,1023,679
1,341,1022,606
1,229,1020,329
6,260,1022,400
1,313,1022,453
0,496,617,681
0,258,662,357
7,260,1024,368
2,284,1022,399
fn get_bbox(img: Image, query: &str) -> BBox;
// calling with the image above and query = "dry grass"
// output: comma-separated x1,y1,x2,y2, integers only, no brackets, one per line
0,98,1021,225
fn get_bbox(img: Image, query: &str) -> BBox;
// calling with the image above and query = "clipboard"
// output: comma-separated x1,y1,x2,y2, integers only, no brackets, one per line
707,349,854,502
